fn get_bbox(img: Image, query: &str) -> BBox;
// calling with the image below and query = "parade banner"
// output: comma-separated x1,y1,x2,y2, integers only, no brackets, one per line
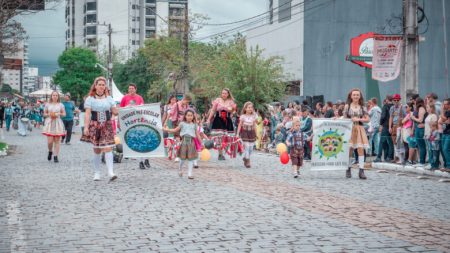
311,119,352,171
118,103,165,158
372,35,403,82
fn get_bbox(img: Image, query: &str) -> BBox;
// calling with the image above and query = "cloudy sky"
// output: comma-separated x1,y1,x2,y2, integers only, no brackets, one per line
16,0,266,76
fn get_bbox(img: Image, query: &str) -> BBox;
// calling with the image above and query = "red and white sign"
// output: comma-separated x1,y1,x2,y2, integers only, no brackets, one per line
350,32,374,68
372,35,403,82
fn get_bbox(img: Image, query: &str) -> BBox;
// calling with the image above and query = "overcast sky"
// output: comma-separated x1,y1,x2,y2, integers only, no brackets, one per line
16,0,266,76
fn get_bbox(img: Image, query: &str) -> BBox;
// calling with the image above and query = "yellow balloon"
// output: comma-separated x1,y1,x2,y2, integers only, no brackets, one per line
276,143,287,154
114,136,121,145
200,148,211,161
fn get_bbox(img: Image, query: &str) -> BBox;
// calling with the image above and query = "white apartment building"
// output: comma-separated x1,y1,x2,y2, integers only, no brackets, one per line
24,67,39,94
246,0,304,97
1,40,29,93
65,0,187,59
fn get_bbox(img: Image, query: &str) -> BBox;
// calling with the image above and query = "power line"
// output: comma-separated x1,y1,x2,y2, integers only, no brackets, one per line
194,0,329,42
193,1,308,41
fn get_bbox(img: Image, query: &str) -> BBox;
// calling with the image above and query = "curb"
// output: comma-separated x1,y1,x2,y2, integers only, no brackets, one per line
371,162,450,178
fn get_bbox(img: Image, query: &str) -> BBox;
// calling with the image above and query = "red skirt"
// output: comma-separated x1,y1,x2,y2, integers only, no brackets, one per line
81,120,115,148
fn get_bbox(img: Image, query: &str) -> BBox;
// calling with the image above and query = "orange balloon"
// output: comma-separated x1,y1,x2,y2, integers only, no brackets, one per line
200,149,211,161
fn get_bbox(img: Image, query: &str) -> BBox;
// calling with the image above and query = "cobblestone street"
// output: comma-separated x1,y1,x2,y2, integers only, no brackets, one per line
1,129,450,252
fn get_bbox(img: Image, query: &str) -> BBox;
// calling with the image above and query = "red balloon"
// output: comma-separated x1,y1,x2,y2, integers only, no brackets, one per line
280,152,290,164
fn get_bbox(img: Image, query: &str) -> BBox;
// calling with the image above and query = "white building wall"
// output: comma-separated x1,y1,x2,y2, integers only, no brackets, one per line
246,0,304,88
156,1,169,36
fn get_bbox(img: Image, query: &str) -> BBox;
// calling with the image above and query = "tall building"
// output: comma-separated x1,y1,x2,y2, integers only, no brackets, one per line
24,67,39,94
65,0,187,59
1,40,28,93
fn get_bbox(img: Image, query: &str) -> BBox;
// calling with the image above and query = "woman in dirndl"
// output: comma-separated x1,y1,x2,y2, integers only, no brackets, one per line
343,88,370,180
42,91,66,162
81,76,118,181
207,88,237,160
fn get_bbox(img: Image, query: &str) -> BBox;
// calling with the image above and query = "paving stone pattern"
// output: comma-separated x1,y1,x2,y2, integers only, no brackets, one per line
0,130,449,252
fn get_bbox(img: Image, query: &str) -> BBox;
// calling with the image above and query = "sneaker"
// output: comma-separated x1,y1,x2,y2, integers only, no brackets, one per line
405,160,414,166
144,159,150,168
139,161,146,170
424,164,432,170
188,176,194,180
66,142,71,145
53,156,59,163
109,175,117,181
93,173,101,181
218,155,226,161
194,165,199,169
385,158,393,163
174,157,180,162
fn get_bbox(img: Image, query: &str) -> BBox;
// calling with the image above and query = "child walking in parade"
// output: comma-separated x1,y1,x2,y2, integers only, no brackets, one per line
237,102,257,168
163,109,203,179
286,119,309,178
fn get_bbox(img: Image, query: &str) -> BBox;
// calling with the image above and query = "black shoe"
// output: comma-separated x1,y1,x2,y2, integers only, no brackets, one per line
54,156,59,163
346,168,352,178
359,169,367,180
47,151,53,161
385,158,393,163
218,155,226,161
139,161,145,170
144,159,150,168
373,158,381,163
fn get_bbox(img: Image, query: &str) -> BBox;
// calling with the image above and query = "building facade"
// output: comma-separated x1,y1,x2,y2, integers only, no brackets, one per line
65,0,187,59
247,0,450,102
1,40,29,94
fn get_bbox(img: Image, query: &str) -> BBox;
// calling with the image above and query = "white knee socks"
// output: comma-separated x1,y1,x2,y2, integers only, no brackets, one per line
178,160,193,177
358,156,365,169
188,161,193,177
105,152,114,177
93,153,101,175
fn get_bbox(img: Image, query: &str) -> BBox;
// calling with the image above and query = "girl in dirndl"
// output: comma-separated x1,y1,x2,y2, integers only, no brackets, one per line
164,109,203,179
237,102,257,168
343,88,370,180
81,77,118,182
42,91,66,163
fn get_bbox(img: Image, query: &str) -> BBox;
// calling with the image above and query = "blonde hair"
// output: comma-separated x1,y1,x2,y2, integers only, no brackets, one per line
292,116,301,122
222,88,235,101
48,91,61,103
241,101,254,115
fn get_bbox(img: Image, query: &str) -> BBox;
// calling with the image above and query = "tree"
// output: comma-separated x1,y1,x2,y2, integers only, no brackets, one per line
192,38,287,112
53,47,102,102
113,51,157,101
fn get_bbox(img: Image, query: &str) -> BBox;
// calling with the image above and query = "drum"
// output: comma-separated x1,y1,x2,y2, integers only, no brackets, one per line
20,117,29,124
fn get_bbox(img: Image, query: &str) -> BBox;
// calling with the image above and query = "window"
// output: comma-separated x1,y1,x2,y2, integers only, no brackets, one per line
86,2,96,11
86,14,96,23
169,7,183,16
132,4,139,9
278,0,291,23
86,26,97,35
146,7,156,15
285,80,302,96
132,16,140,22
146,0,156,3
146,18,156,27
145,30,155,38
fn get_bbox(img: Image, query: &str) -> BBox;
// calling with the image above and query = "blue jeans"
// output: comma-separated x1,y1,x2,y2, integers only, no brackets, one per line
415,127,426,164
442,134,450,168
5,115,12,131
368,131,380,156
377,128,393,160
430,150,440,169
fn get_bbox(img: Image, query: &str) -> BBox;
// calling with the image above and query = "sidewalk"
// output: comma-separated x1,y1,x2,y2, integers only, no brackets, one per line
372,162,450,179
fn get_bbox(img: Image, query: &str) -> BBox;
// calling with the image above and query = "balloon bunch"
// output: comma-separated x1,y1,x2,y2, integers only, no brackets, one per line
276,143,290,164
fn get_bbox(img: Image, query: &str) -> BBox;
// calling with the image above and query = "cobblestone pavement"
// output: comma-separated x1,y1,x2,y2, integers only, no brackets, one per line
1,129,450,252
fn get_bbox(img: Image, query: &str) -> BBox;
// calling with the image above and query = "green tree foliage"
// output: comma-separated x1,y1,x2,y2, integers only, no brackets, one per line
192,38,287,112
113,51,156,101
53,47,102,102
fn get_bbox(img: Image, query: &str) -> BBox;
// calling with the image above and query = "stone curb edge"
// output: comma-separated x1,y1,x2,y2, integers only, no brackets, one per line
372,162,450,178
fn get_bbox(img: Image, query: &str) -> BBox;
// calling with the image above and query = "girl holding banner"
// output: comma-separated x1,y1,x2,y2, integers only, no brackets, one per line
163,109,203,179
81,77,118,182
344,88,369,180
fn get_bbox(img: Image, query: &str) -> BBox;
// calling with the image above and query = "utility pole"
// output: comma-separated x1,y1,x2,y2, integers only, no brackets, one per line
181,0,189,94
400,0,419,102
443,0,449,97
107,23,113,90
